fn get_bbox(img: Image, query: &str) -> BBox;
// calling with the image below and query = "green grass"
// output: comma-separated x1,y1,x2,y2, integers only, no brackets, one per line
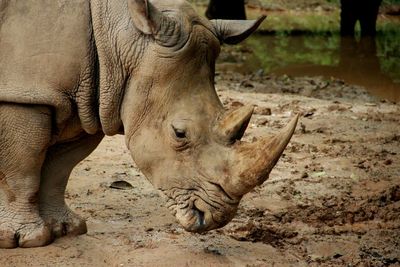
248,10,341,34
190,0,400,35
247,9,400,35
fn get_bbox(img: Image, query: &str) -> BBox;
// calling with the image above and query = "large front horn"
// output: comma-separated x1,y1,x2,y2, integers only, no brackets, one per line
128,0,183,47
227,115,299,196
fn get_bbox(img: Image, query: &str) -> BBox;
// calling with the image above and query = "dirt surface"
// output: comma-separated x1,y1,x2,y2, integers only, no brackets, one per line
0,69,399,266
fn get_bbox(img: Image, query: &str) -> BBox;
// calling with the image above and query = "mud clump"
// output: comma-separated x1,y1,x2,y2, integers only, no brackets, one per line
359,230,400,266
285,185,400,227
224,221,298,247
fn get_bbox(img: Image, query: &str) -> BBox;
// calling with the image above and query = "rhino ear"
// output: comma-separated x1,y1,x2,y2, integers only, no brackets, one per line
128,0,182,47
211,15,266,45
128,0,159,34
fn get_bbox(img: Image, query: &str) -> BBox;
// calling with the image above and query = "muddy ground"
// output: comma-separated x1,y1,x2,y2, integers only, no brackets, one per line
0,68,399,266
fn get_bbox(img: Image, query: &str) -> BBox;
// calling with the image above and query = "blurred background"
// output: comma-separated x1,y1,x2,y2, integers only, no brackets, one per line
188,0,400,103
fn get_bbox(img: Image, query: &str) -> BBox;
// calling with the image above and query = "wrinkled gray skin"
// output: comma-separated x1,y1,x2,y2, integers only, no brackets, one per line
0,0,298,248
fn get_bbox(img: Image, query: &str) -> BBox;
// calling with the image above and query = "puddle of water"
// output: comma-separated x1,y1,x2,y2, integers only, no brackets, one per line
242,33,400,103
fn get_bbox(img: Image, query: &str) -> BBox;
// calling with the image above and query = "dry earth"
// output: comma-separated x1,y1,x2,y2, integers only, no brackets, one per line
0,72,399,266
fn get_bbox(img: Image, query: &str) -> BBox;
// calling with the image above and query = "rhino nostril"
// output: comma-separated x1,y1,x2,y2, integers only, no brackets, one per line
192,203,205,228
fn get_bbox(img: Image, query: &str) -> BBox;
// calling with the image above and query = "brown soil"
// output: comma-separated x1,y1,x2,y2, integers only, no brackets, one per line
1,72,399,266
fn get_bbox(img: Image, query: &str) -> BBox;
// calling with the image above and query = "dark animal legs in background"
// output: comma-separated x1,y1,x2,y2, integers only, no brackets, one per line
340,0,382,36
206,0,246,20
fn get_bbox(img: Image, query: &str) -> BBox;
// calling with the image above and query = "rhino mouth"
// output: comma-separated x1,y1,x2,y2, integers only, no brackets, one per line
159,182,239,233
174,201,207,232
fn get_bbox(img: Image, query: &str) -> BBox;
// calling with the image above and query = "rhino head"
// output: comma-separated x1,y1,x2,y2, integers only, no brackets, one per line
119,0,298,232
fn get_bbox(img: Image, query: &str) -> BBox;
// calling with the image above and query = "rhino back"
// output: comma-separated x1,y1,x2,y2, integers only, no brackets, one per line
0,0,99,133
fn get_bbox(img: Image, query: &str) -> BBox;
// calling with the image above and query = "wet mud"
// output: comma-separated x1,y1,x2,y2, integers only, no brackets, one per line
1,71,399,266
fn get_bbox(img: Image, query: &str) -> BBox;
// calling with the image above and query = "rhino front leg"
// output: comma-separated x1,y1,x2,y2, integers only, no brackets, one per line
39,133,103,237
0,104,53,248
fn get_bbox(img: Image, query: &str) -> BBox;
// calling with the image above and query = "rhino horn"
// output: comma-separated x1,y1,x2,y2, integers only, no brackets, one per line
128,0,182,47
228,114,299,196
211,15,266,45
215,105,254,144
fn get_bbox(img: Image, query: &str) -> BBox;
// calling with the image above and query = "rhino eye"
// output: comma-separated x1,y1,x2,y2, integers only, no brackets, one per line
172,125,187,139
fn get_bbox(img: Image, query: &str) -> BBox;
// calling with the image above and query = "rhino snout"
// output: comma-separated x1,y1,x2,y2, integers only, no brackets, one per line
175,203,207,233
160,186,238,233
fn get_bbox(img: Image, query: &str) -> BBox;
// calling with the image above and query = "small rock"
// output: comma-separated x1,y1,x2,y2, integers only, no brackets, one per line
311,171,326,178
384,159,392,165
257,118,269,126
255,107,272,115
240,80,254,88
110,180,133,190
300,123,307,134
204,246,222,255
365,102,377,106
304,111,315,118
332,253,343,259
231,101,244,108
255,69,265,77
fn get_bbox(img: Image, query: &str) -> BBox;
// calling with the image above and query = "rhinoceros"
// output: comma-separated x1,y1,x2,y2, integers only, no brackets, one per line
0,0,298,248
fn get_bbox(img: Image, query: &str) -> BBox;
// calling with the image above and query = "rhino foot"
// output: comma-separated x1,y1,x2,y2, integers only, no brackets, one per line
0,218,53,248
41,207,87,238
